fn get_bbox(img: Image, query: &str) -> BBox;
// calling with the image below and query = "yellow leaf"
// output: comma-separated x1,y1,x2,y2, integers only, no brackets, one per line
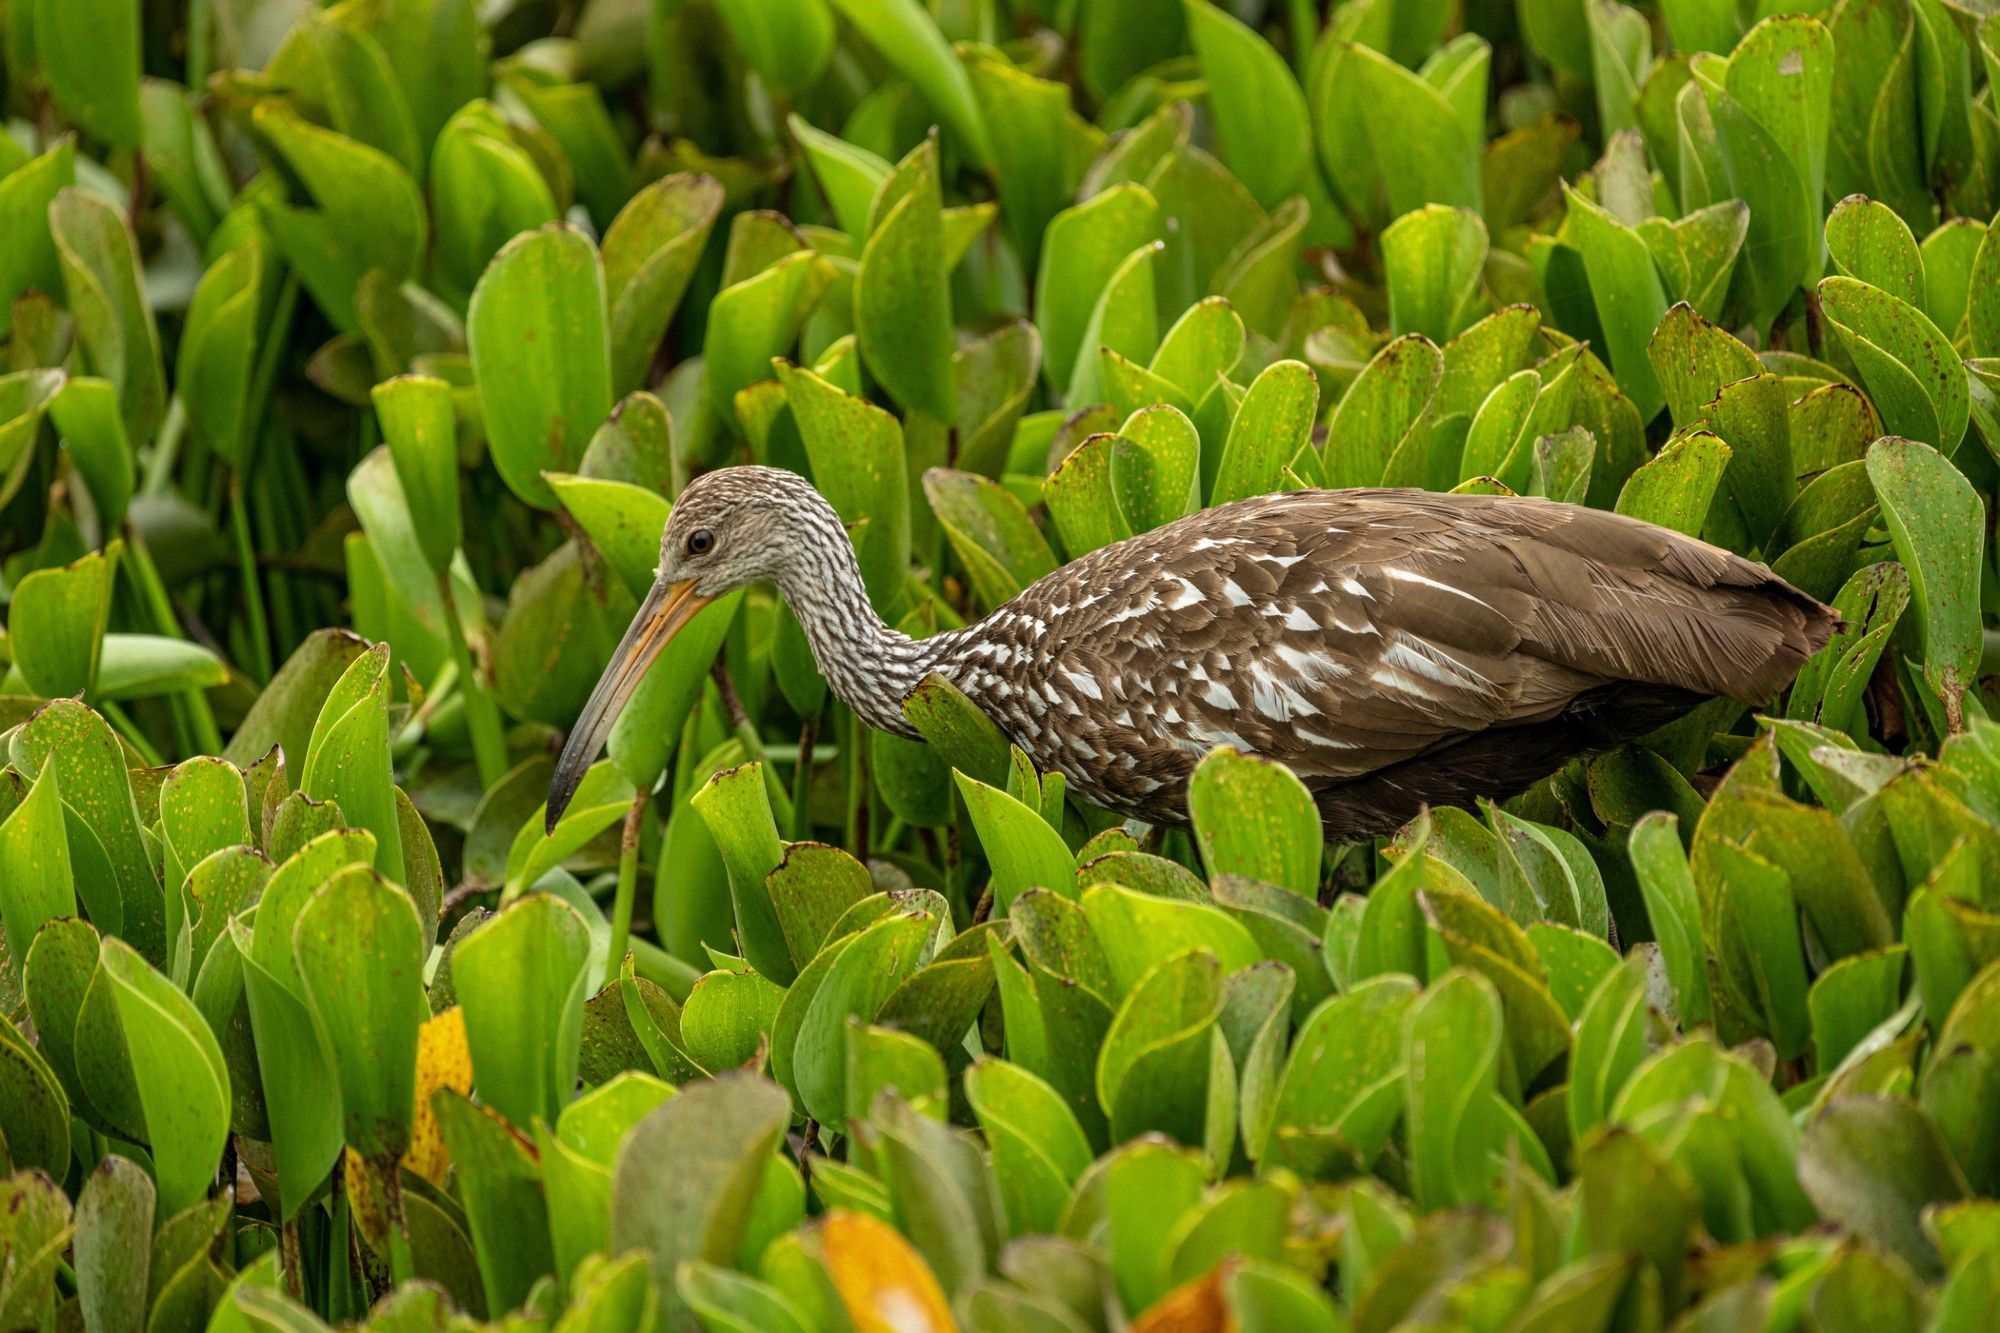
406,1006,471,1185
821,1209,957,1333
1131,1264,1236,1333
345,1148,387,1252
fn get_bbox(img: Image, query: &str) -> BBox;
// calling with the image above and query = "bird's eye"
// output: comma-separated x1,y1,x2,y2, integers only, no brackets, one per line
686,529,714,557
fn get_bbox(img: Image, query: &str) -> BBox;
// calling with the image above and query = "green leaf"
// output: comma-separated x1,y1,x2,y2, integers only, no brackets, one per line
1562,185,1668,422
1213,360,1319,504
0,766,73,995
467,224,613,511
1799,1095,1963,1277
1404,968,1507,1211
1325,334,1443,488
1035,185,1161,399
294,865,427,1161
1184,0,1311,209
1186,747,1322,896
9,543,116,698
1826,195,1925,307
300,644,405,885
690,762,794,985
99,938,230,1216
51,188,164,443
956,770,1076,911
1866,436,1983,717
371,375,461,575
705,250,834,435
453,893,591,1130
923,468,1059,610
1382,205,1489,344
33,0,141,147
1081,881,1262,1000
177,238,263,469
73,1155,154,1333
855,139,954,420
714,0,833,97
603,172,723,397
0,142,74,329
1628,813,1714,1027
965,1058,1093,1237
429,101,559,302
252,102,426,335
779,362,909,607
1614,430,1731,537
822,0,990,167
1820,276,1968,454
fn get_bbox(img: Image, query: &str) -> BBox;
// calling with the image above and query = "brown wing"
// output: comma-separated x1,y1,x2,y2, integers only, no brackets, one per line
986,489,1838,797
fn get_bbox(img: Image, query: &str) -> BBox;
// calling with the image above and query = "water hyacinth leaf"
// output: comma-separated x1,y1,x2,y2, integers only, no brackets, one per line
1404,968,1507,1211
1866,437,1982,720
609,1072,794,1320
11,700,157,959
856,137,954,420
429,101,559,301
705,250,834,434
779,362,909,607
1066,241,1163,409
923,468,1059,610
1819,276,1967,454
1561,186,1667,423
690,762,794,984
0,766,74,994
1614,430,1731,537
73,1155,154,1333
1036,185,1161,398
956,771,1076,909
98,938,229,1216
452,892,591,1130
1826,195,1925,307
50,188,165,444
714,0,833,97
603,172,723,397
1325,334,1444,489
1187,747,1321,897
1261,974,1419,1170
294,866,427,1162
1382,205,1489,344
0,141,73,328
966,48,1079,265
1081,882,1262,1000
177,238,262,469
372,375,461,574
965,1058,1093,1237
252,103,426,335
0,995,71,1178
300,644,405,884
467,224,612,511
791,117,890,242
1184,0,1311,209
1213,360,1319,505
823,0,989,167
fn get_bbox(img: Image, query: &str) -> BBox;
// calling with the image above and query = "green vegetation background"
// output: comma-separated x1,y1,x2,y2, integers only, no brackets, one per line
3,0,2000,1328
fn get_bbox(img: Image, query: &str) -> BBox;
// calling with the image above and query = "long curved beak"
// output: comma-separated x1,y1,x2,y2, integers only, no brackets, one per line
547,578,710,831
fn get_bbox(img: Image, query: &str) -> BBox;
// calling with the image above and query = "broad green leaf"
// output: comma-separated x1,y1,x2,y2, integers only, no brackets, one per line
100,938,230,1216
1866,436,1982,719
50,188,164,443
1213,361,1319,505
603,172,724,397
453,892,592,1130
294,866,427,1162
1382,205,1488,344
823,0,991,166
34,0,141,147
1184,0,1311,208
1186,747,1321,896
956,770,1075,910
467,224,613,511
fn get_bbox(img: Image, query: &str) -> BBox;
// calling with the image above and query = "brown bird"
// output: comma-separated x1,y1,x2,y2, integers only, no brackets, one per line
549,465,1839,840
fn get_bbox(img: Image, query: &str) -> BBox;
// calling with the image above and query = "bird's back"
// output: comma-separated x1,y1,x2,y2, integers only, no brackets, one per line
936,489,1839,833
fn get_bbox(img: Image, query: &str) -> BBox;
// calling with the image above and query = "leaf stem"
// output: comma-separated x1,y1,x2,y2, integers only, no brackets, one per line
228,468,274,683
439,576,509,787
605,787,649,989
378,1159,415,1287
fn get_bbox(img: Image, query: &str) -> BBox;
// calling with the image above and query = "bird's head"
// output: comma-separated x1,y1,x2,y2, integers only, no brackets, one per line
546,466,829,830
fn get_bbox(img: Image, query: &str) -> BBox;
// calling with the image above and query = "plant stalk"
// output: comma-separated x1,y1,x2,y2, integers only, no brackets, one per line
439,577,509,787
228,469,274,683
605,788,649,989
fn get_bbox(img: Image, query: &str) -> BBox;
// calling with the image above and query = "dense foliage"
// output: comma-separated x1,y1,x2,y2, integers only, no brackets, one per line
4,0,2000,1328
